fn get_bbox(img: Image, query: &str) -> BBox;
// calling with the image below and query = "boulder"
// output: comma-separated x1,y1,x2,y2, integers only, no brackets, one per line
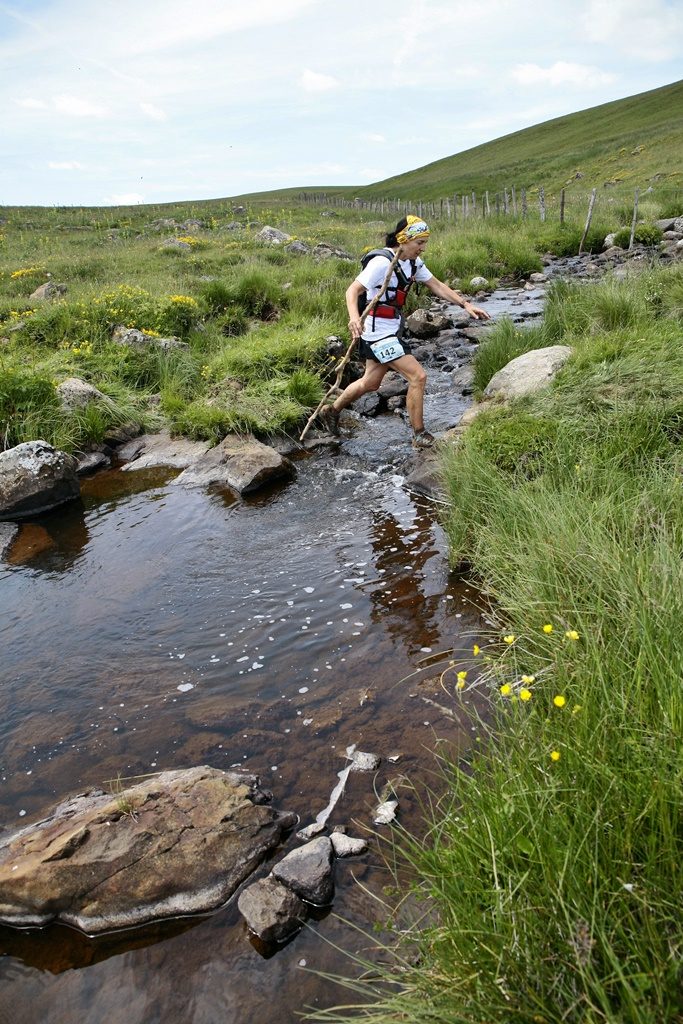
405,451,446,502
352,393,382,417
0,766,297,934
271,836,334,906
483,345,573,401
0,441,79,520
29,281,67,302
603,232,618,249
378,373,408,399
285,241,311,255
237,876,306,943
56,377,109,410
111,326,189,352
311,242,353,262
76,452,110,475
256,226,291,245
405,308,451,338
121,430,212,471
469,276,489,290
160,238,192,252
655,218,677,232
173,434,294,495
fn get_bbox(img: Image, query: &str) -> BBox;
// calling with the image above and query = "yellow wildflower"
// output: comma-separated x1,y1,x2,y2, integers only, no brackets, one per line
565,630,580,641
500,684,512,696
456,680,466,690
521,674,535,684
553,695,566,708
519,688,532,701
550,750,561,762
473,644,480,656
543,624,553,634
504,634,515,645
457,671,467,681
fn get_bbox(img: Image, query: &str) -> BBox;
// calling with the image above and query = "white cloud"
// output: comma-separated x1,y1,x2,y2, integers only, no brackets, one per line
361,133,386,143
48,161,85,170
512,62,617,88
299,68,339,92
53,94,108,117
581,0,683,61
103,192,145,205
140,102,168,121
15,97,48,109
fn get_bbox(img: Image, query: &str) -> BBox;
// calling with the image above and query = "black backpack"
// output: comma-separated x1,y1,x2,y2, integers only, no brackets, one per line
357,247,418,320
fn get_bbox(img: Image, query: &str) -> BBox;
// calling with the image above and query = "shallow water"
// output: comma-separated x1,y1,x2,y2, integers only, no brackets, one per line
0,288,540,1023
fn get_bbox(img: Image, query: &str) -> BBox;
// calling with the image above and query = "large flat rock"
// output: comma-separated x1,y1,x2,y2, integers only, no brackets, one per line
174,434,294,495
0,766,297,934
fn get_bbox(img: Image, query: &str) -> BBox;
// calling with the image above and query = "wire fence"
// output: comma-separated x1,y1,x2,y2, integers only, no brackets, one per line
295,184,683,228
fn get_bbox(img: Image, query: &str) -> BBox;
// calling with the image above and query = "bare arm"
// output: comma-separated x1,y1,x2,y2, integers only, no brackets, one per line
345,280,366,339
424,276,491,321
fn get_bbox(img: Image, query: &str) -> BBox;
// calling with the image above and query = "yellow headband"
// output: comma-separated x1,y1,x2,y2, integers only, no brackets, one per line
396,215,430,244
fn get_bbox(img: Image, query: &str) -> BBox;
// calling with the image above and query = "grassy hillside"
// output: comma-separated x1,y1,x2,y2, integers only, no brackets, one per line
349,79,683,203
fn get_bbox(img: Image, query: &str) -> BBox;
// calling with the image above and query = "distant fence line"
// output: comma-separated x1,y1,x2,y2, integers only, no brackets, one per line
296,185,681,232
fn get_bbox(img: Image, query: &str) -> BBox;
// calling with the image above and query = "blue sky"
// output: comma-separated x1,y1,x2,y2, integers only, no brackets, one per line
1,0,681,207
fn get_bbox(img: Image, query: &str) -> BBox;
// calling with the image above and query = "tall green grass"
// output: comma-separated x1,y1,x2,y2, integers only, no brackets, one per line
310,265,683,1024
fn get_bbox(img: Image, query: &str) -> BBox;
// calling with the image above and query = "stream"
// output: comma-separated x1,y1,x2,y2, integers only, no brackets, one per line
0,284,545,1023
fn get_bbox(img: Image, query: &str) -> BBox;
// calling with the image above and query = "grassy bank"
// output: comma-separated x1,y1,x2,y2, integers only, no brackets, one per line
311,265,683,1022
0,192,671,455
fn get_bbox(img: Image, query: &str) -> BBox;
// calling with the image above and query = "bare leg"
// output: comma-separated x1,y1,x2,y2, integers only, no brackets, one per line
331,360,388,411
388,354,427,433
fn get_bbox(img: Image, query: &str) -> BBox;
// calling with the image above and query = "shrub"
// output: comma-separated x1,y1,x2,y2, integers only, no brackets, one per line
0,368,58,449
199,280,233,314
159,294,199,337
215,308,249,337
229,269,284,320
612,223,663,248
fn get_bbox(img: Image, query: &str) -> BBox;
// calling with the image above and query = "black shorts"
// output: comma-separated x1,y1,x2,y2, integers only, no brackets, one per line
359,335,413,364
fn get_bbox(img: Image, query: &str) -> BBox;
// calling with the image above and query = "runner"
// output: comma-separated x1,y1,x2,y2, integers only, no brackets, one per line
320,215,491,448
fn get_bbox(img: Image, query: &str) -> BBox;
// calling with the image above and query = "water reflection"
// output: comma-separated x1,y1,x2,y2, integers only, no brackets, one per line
7,501,89,572
366,504,444,654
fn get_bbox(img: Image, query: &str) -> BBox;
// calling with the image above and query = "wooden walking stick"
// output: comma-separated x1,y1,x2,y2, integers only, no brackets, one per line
299,248,403,441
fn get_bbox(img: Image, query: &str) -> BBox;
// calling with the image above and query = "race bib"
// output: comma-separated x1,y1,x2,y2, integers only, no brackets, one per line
370,337,405,364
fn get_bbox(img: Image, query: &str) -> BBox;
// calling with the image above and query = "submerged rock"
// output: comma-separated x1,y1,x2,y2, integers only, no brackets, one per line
0,766,297,934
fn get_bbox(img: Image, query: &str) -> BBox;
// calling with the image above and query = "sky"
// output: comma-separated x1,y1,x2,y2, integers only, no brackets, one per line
1,0,682,207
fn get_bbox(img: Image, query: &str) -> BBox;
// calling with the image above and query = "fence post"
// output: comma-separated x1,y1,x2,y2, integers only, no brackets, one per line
446,196,451,219
495,193,500,216
628,188,640,249
485,190,491,217
462,194,467,219
539,186,546,223
560,188,565,224
521,188,527,220
512,185,517,217
503,188,509,215
579,187,598,254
